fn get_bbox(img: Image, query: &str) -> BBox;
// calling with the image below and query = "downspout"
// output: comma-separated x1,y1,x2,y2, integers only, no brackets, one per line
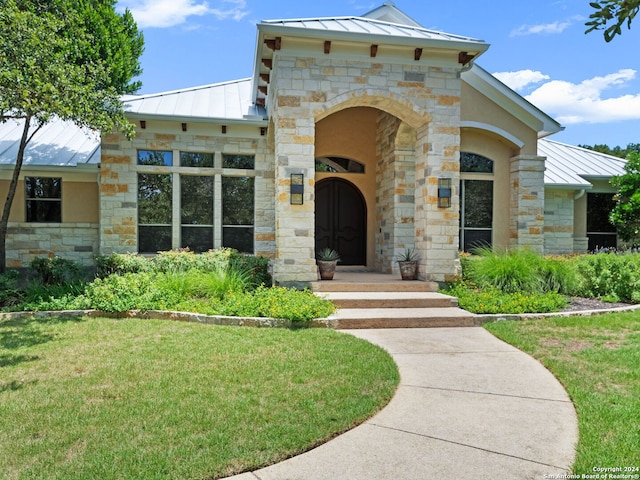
574,189,586,200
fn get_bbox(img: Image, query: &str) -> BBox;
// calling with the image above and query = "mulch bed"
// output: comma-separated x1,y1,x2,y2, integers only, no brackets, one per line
563,297,632,312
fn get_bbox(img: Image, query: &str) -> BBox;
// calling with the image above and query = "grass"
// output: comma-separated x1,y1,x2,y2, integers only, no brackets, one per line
484,311,640,473
0,316,399,479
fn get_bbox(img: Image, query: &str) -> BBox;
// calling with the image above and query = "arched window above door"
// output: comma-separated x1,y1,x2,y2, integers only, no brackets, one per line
461,152,494,173
315,156,365,173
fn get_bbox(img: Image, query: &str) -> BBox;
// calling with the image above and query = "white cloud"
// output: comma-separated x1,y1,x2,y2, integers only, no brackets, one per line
509,16,582,37
120,0,249,28
503,69,640,124
493,70,550,91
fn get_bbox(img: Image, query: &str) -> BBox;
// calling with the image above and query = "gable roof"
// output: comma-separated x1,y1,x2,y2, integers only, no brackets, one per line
123,79,267,124
0,118,100,168
540,138,626,188
362,2,423,27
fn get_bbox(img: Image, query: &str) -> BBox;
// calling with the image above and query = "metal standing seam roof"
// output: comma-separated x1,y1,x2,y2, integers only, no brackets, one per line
0,118,100,167
122,78,266,121
540,138,627,188
259,16,487,46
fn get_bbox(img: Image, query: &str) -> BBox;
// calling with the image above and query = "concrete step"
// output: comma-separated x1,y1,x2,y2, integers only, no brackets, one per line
314,307,476,329
311,280,439,293
316,291,458,309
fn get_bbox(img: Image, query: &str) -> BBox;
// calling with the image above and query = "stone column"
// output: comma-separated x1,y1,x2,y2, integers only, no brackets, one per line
510,155,545,253
272,95,317,286
414,122,461,284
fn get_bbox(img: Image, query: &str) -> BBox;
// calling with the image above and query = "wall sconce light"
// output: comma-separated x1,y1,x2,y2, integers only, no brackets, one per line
139,120,146,129
290,173,304,205
438,178,452,208
181,123,187,132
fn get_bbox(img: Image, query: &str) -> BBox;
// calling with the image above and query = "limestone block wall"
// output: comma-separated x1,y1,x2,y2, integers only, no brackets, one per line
5,223,99,268
544,189,575,254
268,54,464,283
100,124,274,257
509,156,545,253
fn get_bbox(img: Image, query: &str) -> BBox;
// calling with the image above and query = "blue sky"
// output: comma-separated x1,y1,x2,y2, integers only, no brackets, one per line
116,0,640,149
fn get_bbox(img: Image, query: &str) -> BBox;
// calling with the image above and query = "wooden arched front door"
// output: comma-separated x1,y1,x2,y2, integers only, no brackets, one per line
315,178,366,266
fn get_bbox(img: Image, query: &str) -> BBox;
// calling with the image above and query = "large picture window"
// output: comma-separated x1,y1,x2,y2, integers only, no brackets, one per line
459,153,494,252
587,192,617,250
25,177,62,223
181,176,214,252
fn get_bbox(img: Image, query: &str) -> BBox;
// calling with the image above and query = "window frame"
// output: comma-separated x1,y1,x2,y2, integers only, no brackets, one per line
459,152,495,252
25,176,62,223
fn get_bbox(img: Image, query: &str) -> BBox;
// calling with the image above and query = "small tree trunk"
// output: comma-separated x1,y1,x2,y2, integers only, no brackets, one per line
0,115,32,273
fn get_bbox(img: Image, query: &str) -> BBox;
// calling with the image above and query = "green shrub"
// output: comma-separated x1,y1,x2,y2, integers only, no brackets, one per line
221,286,335,322
154,268,250,301
446,282,567,314
0,270,23,308
83,273,178,312
466,247,546,294
30,257,83,285
151,248,233,273
573,252,640,303
95,253,151,277
229,253,272,288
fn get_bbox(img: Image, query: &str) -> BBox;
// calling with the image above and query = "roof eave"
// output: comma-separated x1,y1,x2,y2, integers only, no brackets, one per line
125,112,268,126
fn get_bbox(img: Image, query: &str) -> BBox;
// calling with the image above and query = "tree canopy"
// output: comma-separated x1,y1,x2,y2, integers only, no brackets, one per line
0,0,144,271
610,152,640,242
586,0,639,41
579,143,640,159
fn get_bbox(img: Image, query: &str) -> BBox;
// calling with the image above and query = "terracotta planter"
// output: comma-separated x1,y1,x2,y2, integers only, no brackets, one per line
317,260,338,280
398,261,418,280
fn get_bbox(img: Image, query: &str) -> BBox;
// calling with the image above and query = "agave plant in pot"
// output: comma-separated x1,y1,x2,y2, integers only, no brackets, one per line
396,247,420,280
316,247,341,280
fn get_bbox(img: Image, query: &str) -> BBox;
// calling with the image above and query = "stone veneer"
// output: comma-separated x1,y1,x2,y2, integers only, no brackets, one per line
5,223,99,268
510,156,546,253
544,189,576,254
267,55,463,284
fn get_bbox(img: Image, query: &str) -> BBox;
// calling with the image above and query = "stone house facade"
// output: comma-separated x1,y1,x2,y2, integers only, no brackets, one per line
0,3,626,284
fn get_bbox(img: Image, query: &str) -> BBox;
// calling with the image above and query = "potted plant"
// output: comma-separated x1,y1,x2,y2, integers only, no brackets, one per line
396,247,419,280
316,248,340,280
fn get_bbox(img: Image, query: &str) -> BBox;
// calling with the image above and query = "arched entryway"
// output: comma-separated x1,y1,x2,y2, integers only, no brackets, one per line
315,178,366,266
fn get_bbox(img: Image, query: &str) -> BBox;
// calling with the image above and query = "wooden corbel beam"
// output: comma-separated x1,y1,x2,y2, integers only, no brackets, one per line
262,58,273,69
370,44,378,57
265,37,282,51
414,48,423,61
324,40,331,54
258,86,268,96
260,73,270,83
458,51,476,65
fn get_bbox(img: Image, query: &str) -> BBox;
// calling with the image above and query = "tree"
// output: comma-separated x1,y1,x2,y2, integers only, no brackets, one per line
0,0,144,272
579,143,640,159
610,152,640,242
586,0,640,41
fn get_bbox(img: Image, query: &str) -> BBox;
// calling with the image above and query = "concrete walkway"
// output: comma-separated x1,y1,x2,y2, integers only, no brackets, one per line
225,327,578,480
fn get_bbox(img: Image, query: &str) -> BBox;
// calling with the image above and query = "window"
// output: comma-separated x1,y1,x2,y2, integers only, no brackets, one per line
223,154,254,169
180,152,214,168
315,157,365,173
222,176,254,253
587,192,617,250
459,153,494,252
138,150,172,166
181,175,214,252
25,177,62,222
138,174,172,253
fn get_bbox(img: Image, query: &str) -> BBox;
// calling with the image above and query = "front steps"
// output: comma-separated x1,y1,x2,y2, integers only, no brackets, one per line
311,275,476,329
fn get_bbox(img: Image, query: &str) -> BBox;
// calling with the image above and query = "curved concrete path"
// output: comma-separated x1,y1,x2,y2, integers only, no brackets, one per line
226,327,578,480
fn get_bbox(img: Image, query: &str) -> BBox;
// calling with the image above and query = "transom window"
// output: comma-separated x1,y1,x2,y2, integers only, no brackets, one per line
315,157,365,173
459,152,494,252
136,150,255,254
25,177,62,223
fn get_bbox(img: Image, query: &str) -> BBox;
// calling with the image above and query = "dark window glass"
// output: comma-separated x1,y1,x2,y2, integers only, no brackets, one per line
587,192,617,250
138,150,172,166
222,177,254,225
139,226,172,253
460,179,493,252
182,227,214,253
315,157,365,173
25,177,62,222
180,152,214,168
223,227,254,254
461,152,494,173
223,154,255,169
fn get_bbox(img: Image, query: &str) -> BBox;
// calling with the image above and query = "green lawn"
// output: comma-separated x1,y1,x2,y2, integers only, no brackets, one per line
0,316,399,479
485,311,640,472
